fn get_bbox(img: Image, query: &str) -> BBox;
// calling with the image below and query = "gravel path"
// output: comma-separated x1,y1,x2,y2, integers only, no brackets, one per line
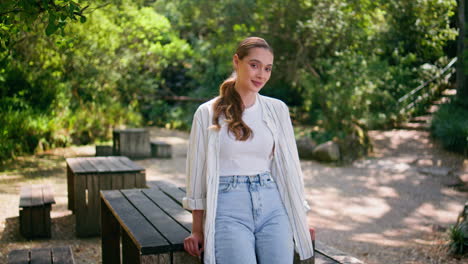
0,128,466,263
140,128,467,264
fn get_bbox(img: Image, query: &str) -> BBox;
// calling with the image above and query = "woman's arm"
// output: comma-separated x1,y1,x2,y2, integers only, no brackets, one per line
192,209,204,234
280,102,311,213
182,108,208,210
183,107,208,257
184,210,205,256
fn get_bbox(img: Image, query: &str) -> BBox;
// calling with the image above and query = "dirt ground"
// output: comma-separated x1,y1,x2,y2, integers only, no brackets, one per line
0,127,466,263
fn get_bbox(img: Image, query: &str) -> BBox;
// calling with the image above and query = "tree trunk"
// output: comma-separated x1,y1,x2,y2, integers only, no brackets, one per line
457,0,468,103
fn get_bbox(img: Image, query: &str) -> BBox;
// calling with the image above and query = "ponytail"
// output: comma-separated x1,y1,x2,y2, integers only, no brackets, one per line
212,73,253,141
211,36,273,141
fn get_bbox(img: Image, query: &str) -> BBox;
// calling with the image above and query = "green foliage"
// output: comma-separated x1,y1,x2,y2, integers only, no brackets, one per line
383,0,458,62
0,0,461,162
61,4,193,132
448,223,468,255
0,108,69,162
0,1,193,162
431,102,468,155
154,0,457,134
0,0,92,62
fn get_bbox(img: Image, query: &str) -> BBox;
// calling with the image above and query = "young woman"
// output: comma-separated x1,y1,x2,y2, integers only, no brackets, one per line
183,37,314,264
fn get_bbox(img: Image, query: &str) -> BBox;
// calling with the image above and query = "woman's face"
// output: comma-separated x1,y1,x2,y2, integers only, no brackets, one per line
233,47,274,94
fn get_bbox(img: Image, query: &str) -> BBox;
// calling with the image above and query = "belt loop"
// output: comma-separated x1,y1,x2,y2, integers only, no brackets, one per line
259,173,265,186
232,175,238,188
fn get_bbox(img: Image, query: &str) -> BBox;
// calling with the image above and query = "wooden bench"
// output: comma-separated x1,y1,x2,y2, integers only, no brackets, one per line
150,140,172,158
8,246,75,264
66,156,146,237
101,181,365,264
113,128,151,159
19,185,55,239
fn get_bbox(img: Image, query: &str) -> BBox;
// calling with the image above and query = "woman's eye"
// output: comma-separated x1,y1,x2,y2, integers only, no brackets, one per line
250,64,258,68
265,67,272,72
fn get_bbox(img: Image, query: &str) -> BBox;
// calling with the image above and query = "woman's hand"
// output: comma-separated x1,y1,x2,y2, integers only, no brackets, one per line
184,231,204,257
309,227,316,240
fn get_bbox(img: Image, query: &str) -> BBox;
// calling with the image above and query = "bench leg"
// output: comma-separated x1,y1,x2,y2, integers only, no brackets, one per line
101,198,120,264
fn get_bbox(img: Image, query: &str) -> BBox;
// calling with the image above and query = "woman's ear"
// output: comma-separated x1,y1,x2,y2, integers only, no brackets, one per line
233,54,239,70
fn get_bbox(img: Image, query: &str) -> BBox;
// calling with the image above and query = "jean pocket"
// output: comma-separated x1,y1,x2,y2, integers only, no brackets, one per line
219,182,233,193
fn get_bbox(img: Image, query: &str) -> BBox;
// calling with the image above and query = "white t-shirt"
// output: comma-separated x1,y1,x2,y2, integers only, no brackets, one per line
219,98,274,176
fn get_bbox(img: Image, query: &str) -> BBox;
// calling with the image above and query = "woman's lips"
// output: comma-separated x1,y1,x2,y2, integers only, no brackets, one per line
252,80,263,87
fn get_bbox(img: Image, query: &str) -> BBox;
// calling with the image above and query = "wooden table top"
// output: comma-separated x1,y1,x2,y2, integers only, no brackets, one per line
101,184,191,255
66,156,144,174
100,181,353,263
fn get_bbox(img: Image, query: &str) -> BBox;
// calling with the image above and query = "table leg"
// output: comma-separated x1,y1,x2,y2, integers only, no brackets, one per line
101,198,120,264
122,229,141,264
67,165,74,212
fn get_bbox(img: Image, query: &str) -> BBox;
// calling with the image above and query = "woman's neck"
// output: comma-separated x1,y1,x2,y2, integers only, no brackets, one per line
234,84,257,108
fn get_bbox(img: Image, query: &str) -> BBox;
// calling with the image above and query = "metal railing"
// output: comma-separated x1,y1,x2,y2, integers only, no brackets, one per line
398,57,457,115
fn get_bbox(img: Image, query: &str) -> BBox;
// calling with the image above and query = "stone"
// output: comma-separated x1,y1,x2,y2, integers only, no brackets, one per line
417,166,453,177
456,172,468,183
296,136,317,160
312,141,340,162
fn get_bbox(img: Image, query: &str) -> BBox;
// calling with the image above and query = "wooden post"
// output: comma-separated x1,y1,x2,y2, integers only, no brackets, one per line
101,197,121,264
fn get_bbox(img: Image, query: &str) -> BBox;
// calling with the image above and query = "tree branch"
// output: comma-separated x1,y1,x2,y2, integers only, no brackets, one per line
0,8,23,16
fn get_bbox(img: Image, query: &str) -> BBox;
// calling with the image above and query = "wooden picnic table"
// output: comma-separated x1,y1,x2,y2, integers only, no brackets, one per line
66,156,146,237
113,128,151,159
100,181,365,264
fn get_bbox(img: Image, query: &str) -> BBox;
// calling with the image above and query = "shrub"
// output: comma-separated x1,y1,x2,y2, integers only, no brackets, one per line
0,109,70,163
448,223,468,255
431,102,468,155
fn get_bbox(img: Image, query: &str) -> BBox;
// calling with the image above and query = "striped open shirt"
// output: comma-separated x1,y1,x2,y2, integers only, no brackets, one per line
182,93,314,264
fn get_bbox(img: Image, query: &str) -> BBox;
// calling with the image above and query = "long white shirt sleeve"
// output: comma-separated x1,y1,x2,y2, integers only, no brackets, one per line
183,93,314,264
182,107,208,210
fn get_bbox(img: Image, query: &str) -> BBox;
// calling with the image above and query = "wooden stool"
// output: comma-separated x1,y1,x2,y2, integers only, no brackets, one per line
8,246,75,264
19,185,55,239
95,145,113,156
150,140,172,158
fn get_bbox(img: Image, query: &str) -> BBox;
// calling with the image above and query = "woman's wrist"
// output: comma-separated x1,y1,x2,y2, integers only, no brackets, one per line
192,210,204,234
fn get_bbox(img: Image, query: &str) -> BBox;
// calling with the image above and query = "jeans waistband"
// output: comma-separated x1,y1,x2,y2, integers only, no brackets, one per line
219,171,273,185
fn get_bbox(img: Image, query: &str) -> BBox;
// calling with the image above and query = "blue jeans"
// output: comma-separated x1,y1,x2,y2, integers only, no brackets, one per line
215,172,294,264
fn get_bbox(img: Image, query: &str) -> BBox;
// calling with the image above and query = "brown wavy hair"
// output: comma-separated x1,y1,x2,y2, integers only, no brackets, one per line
212,37,273,141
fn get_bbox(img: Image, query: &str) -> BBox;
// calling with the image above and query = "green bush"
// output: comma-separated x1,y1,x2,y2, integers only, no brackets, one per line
0,109,70,163
448,223,468,255
431,102,468,155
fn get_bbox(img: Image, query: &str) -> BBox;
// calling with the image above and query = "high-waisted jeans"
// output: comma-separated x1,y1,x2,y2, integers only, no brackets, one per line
214,172,294,264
